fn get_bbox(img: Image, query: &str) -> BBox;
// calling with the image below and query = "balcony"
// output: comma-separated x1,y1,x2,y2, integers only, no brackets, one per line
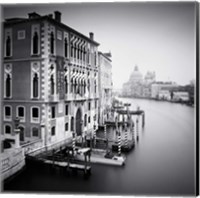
65,93,86,101
49,94,59,102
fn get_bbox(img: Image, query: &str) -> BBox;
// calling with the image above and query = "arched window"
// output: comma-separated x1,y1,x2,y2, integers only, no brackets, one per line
5,125,11,134
71,44,73,57
71,117,74,131
6,74,11,97
94,80,97,93
32,127,39,137
33,73,39,98
17,106,25,121
83,48,86,61
84,114,87,127
65,123,68,131
51,126,55,136
65,76,68,94
6,36,11,57
64,38,68,57
50,32,54,54
77,47,80,59
87,50,90,63
5,106,11,120
74,45,76,58
33,32,39,54
71,79,73,93
50,74,55,95
88,79,90,92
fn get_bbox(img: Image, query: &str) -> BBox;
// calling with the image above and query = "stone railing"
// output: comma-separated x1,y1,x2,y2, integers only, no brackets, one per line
27,138,72,157
21,139,43,155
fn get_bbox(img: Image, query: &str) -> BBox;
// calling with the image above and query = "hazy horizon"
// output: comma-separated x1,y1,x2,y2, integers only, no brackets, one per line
3,2,196,89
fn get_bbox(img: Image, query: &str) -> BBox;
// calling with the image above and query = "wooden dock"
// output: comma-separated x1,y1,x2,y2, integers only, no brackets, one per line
112,140,135,152
26,146,92,177
43,159,91,175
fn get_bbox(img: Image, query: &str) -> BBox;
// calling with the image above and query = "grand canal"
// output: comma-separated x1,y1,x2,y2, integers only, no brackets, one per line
3,98,196,195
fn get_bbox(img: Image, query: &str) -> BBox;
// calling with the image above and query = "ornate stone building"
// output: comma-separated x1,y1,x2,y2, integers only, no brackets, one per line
98,52,113,126
2,11,99,148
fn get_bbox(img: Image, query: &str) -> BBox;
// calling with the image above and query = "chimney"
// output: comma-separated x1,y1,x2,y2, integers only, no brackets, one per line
28,12,40,19
54,11,61,23
89,32,94,40
48,14,53,19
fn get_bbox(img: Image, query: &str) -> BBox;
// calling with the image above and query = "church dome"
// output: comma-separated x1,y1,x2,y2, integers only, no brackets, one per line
129,65,143,83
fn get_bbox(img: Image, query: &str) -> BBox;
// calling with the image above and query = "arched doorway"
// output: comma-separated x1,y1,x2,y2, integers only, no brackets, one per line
75,108,82,136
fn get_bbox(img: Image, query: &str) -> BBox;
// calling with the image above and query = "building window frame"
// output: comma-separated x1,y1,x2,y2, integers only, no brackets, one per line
4,124,12,134
50,26,56,55
71,116,74,131
65,104,68,116
17,30,26,40
4,28,12,57
49,63,56,96
4,63,12,99
32,127,39,137
64,32,69,58
4,105,12,121
16,106,25,122
31,106,40,123
51,126,56,136
31,62,40,99
65,122,69,132
31,24,40,55
51,106,56,119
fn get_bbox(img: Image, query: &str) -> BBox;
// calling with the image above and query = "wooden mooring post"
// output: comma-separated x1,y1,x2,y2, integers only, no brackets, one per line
142,113,145,128
136,118,139,141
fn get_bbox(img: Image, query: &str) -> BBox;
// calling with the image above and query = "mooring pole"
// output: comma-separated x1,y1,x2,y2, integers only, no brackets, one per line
104,124,107,139
142,112,145,128
136,118,139,141
124,123,128,146
132,120,135,143
118,130,121,156
72,131,76,155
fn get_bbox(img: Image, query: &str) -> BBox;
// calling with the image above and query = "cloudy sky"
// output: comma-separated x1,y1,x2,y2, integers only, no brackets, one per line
3,2,196,89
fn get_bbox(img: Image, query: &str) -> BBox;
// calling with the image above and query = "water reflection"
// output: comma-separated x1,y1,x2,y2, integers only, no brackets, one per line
4,98,195,195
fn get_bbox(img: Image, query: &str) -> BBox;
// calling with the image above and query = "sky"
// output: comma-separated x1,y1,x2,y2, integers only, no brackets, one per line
2,2,196,89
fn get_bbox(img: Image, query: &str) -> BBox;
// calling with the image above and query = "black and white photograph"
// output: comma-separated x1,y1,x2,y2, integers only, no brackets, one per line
0,1,198,196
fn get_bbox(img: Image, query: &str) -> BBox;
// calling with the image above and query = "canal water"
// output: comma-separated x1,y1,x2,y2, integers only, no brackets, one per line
3,98,196,196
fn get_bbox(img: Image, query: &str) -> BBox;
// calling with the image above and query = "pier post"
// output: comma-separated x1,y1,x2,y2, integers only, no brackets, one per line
104,124,107,139
117,131,121,156
124,124,128,146
72,131,76,155
93,125,96,148
142,113,145,128
136,118,139,141
132,121,135,143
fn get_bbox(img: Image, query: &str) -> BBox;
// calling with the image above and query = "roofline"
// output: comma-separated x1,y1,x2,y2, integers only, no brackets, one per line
4,15,99,46
98,51,112,62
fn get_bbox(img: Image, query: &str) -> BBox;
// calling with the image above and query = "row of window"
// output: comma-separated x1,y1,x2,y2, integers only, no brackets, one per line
4,124,39,138
4,62,97,99
4,106,40,123
4,103,97,124
4,27,97,66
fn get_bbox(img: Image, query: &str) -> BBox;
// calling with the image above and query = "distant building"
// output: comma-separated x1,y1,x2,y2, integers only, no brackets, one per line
122,66,156,98
122,65,143,97
151,82,178,100
2,11,99,149
172,92,189,102
98,52,113,126
143,71,156,97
